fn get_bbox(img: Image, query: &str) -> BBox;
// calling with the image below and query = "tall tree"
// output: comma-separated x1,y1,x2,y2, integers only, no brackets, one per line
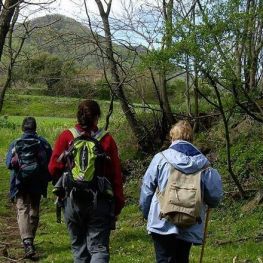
0,0,20,61
169,0,263,196
113,0,182,140
0,0,57,113
86,0,154,152
0,2,20,112
193,0,263,121
160,0,175,126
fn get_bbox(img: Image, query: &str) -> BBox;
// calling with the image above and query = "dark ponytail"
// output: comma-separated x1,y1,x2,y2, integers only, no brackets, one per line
77,100,101,129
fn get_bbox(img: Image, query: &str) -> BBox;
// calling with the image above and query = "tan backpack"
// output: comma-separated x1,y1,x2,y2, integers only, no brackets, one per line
156,153,205,228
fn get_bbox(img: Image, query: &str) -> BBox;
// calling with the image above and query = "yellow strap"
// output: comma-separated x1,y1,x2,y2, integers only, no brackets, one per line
69,127,108,141
69,128,81,139
94,129,108,141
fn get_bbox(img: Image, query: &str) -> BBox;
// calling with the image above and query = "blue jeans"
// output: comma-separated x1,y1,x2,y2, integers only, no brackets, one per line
151,233,192,263
64,194,114,263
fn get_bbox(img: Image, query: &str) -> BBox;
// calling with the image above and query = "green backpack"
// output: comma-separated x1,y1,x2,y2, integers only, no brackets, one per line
68,128,107,182
62,128,113,201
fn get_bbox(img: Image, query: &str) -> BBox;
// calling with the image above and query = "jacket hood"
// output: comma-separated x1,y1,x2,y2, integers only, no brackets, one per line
22,132,38,138
161,140,209,174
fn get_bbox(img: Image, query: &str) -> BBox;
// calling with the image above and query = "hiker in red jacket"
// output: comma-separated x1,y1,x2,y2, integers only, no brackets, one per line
48,99,124,263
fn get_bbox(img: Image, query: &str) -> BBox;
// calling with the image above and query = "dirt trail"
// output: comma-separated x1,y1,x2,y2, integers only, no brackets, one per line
0,198,28,262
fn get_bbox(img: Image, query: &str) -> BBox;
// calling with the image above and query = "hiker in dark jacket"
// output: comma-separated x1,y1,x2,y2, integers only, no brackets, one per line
48,99,125,263
6,117,52,259
140,120,223,263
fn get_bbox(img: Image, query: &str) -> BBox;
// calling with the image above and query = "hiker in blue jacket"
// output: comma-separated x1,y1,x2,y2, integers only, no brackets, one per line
6,117,52,259
140,120,223,263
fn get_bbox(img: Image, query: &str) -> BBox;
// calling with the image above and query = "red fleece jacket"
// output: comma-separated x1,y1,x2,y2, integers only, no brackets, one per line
48,124,125,216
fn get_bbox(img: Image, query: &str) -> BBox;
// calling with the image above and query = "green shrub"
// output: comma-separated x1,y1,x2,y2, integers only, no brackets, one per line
94,79,111,100
0,116,16,129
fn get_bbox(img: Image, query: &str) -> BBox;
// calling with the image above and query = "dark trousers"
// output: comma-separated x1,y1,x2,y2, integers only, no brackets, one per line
151,233,192,263
64,195,114,263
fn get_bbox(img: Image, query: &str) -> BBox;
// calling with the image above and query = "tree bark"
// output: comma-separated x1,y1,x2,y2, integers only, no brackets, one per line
0,2,20,112
193,64,199,132
185,55,191,115
160,0,175,126
0,0,19,61
206,73,246,198
94,0,153,151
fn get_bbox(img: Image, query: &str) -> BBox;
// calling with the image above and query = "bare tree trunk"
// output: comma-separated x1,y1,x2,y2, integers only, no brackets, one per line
94,0,153,151
160,0,175,126
197,0,263,122
192,0,199,132
0,3,20,112
159,73,174,125
0,66,11,112
0,0,19,61
0,1,59,113
149,67,168,141
193,64,199,132
104,92,114,131
185,55,191,115
206,73,246,198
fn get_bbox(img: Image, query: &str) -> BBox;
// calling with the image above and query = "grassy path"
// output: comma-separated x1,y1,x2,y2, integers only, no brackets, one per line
0,163,25,262
0,97,263,262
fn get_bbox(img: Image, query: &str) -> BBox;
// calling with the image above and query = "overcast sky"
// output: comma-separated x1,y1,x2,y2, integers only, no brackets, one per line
49,0,123,17
21,0,135,20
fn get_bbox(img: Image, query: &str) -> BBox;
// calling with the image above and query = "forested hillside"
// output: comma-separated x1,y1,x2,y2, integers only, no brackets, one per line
15,14,102,67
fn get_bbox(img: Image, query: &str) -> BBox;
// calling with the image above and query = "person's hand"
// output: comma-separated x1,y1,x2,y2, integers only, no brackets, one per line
11,155,19,169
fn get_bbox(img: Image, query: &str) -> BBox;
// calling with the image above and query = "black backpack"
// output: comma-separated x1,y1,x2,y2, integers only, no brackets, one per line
14,137,48,182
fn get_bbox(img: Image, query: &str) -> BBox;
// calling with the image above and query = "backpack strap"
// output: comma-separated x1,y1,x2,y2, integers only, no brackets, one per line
69,127,108,141
69,127,83,139
93,129,108,141
60,127,109,163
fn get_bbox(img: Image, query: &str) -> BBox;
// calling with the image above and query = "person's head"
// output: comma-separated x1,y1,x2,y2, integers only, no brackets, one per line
77,100,101,129
22,117,37,133
169,120,193,143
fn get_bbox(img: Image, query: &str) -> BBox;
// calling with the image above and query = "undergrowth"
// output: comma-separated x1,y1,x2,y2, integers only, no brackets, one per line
0,95,263,262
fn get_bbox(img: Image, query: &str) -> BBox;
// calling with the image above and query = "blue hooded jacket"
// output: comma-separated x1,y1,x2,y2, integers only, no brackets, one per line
139,140,223,245
6,132,52,199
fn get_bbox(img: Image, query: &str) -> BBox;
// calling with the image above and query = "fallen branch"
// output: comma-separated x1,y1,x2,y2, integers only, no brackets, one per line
0,241,10,246
224,189,257,195
215,237,250,245
215,234,263,245
0,256,24,262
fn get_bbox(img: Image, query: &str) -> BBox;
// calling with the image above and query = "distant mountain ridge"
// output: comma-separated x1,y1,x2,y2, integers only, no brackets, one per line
16,14,101,67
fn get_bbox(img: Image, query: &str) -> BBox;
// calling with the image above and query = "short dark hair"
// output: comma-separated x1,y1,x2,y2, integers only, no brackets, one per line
22,117,37,132
77,100,101,129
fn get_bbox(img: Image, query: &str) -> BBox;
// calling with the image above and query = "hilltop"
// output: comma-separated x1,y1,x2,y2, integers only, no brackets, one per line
15,14,105,67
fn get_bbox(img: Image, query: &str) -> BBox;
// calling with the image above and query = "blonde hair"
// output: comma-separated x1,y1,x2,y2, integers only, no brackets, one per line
169,120,193,142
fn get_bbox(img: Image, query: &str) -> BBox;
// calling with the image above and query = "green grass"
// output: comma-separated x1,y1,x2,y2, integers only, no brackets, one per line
0,95,263,262
0,94,138,160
